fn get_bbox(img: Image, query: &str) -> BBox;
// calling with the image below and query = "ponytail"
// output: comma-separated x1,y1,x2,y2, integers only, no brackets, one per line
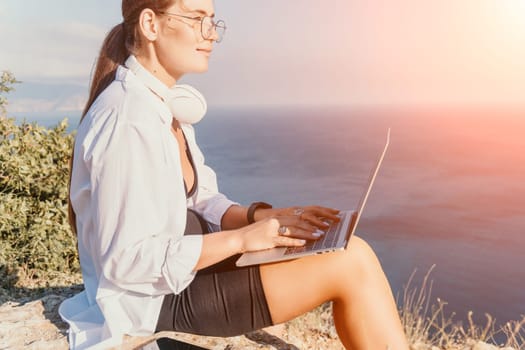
68,23,129,236
83,23,128,118
67,0,177,236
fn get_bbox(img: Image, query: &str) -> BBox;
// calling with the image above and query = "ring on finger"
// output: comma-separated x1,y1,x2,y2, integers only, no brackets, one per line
293,208,305,217
278,225,288,235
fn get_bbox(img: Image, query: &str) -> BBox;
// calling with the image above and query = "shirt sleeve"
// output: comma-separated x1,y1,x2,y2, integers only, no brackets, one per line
182,124,239,227
84,116,202,296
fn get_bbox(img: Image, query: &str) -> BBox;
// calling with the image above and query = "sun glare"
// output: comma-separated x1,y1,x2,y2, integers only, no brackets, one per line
500,0,525,23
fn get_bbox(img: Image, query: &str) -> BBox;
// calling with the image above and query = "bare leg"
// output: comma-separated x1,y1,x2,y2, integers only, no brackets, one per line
259,235,409,350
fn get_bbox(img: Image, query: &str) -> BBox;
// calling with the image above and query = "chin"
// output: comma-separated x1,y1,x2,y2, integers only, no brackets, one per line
191,64,209,74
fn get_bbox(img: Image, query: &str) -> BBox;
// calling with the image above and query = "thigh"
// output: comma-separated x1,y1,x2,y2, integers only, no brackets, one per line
260,235,378,324
155,258,274,337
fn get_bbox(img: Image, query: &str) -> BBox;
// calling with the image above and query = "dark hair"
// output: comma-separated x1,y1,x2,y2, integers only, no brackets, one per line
68,0,176,235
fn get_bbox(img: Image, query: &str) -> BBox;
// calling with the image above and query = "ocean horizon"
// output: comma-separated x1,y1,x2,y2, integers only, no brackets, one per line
10,105,525,334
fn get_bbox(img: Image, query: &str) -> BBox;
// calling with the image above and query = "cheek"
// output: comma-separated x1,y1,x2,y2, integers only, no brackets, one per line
158,24,197,50
156,27,209,74
159,44,208,75
157,33,197,62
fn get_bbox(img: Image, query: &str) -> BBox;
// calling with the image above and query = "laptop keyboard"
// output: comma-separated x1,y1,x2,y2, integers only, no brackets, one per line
284,217,342,255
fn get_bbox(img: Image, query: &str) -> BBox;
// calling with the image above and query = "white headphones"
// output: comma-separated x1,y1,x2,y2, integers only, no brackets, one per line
124,55,207,124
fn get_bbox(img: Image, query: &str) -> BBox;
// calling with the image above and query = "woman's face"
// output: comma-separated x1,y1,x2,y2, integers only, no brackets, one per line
154,0,217,81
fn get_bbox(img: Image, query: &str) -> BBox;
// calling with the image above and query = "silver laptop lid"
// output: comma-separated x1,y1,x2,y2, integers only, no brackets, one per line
344,128,390,246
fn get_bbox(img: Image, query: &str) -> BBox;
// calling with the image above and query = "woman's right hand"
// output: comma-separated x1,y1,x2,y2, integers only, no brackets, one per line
197,215,324,271
238,216,324,253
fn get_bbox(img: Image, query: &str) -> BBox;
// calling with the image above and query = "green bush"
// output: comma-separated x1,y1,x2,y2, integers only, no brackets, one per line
0,72,78,286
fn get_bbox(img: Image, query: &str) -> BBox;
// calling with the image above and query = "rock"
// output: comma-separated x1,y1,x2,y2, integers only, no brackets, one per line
409,341,432,350
244,330,299,350
473,341,500,350
0,295,295,350
0,295,69,350
1,293,521,350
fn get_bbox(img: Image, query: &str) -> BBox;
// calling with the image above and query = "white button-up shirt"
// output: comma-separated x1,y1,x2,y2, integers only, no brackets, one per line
59,65,237,349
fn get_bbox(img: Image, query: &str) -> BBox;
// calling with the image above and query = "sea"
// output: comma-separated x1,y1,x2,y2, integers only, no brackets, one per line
12,105,525,335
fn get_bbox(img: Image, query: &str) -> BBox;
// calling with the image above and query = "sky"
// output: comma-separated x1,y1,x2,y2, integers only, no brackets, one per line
1,0,525,116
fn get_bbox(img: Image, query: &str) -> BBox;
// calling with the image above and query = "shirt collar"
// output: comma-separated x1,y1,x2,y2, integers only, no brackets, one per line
116,58,172,125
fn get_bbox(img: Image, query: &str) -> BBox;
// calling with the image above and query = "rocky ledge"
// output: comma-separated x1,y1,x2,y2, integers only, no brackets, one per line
0,293,518,350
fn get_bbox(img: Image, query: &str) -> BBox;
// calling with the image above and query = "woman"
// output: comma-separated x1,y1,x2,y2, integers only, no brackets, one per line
59,0,410,349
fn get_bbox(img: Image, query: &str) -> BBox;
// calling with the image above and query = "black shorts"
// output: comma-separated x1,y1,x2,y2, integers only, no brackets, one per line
155,210,274,336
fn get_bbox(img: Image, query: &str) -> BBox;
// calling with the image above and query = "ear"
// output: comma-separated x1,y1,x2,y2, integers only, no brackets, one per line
138,8,159,42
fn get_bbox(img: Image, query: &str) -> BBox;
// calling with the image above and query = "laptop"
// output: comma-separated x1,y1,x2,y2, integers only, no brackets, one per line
236,129,390,267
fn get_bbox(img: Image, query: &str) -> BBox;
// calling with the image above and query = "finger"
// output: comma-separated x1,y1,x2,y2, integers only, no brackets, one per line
301,213,331,230
287,207,304,216
300,212,339,227
287,227,325,240
302,205,340,218
276,216,317,233
304,205,340,214
275,222,324,240
311,208,341,222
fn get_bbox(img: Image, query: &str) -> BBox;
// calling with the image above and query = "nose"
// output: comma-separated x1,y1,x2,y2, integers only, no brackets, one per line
208,25,220,42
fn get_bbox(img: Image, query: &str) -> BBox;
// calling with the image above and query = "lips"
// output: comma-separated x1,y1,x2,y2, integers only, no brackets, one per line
196,49,212,53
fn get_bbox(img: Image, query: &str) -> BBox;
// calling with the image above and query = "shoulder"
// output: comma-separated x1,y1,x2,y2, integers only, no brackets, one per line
76,67,169,165
88,67,169,126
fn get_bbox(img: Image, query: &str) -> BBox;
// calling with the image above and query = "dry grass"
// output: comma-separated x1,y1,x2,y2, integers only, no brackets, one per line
278,265,524,349
399,265,524,349
0,267,82,305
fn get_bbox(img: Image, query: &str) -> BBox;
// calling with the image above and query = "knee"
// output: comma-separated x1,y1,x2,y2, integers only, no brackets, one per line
348,235,379,261
335,235,384,286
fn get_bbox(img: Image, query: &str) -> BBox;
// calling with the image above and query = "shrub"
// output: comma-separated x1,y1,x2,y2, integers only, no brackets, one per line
0,71,18,115
0,72,78,287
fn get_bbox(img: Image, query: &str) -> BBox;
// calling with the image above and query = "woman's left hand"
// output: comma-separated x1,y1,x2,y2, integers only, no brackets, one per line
254,205,341,231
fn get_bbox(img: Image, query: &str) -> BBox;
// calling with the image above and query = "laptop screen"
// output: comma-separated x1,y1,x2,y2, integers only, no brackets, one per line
344,128,390,246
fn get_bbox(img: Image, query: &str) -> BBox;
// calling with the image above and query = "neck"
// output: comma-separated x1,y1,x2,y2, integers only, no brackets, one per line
134,52,180,87
125,54,208,126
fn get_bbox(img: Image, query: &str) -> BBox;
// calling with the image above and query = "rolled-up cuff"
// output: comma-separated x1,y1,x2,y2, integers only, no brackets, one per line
198,194,239,228
162,234,203,294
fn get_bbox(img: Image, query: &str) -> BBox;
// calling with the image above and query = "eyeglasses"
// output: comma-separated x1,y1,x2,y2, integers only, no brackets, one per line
159,12,226,43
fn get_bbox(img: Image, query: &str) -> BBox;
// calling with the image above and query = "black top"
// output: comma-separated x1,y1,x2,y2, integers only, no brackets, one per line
181,130,197,198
